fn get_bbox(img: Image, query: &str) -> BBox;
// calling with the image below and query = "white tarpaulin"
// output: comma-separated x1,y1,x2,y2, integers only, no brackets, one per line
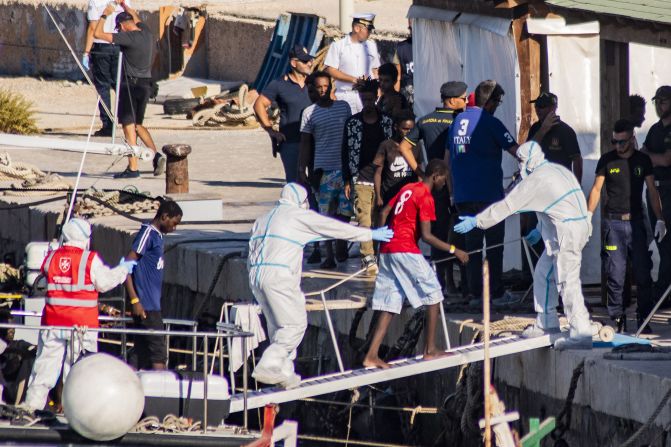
409,5,522,270
544,31,601,283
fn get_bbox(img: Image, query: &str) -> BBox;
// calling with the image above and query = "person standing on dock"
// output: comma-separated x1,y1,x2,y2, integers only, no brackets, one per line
24,218,136,411
248,183,393,388
455,141,593,350
124,201,182,370
254,45,314,183
587,119,665,334
94,1,165,179
324,13,381,114
363,160,469,369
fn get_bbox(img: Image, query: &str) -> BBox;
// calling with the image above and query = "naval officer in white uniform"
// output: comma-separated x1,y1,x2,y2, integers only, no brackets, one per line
324,13,381,114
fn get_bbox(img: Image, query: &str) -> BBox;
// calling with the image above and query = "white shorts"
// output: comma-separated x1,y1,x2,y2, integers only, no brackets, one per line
371,252,444,314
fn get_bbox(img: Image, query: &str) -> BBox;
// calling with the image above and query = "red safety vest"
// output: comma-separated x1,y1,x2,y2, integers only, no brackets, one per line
41,246,99,328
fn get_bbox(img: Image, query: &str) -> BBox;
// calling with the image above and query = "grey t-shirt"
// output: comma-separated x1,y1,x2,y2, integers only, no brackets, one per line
113,22,154,79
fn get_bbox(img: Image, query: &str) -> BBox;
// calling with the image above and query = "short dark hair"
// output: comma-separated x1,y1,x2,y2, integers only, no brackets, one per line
425,159,449,178
378,63,398,79
613,119,635,134
629,94,646,111
310,70,331,86
475,80,505,107
354,78,379,94
156,200,183,219
394,109,415,125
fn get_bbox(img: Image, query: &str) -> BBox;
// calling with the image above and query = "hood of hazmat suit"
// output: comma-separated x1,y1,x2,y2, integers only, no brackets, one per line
62,218,92,250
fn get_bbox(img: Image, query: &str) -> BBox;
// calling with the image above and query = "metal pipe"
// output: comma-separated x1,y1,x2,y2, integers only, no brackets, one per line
165,323,171,368
483,259,492,447
193,323,198,372
431,238,524,266
0,133,153,160
112,51,123,144
0,322,252,338
224,304,236,396
439,302,451,350
320,291,345,372
203,335,208,433
636,282,671,337
242,335,248,432
339,0,353,33
70,327,76,367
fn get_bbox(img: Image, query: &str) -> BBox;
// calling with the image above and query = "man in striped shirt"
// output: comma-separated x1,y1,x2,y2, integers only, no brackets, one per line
299,71,353,268
125,201,182,370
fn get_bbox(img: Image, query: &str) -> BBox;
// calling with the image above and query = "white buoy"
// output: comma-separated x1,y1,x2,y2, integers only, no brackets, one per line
63,353,144,441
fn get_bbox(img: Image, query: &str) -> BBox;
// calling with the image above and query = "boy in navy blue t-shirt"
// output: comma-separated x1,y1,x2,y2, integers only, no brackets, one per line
125,201,182,370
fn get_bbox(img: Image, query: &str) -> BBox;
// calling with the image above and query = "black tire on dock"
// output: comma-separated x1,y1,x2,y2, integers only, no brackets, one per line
163,98,201,115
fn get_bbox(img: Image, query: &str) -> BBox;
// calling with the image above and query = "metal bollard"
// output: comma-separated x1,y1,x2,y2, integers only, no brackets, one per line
162,144,192,194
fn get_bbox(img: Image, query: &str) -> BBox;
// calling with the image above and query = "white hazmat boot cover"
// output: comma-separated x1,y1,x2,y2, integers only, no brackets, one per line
63,353,144,441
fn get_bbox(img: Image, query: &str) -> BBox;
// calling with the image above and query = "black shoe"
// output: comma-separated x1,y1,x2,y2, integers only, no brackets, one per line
153,153,166,176
320,258,337,269
93,127,113,137
637,318,653,334
113,168,140,179
335,240,349,262
614,316,627,334
306,248,322,264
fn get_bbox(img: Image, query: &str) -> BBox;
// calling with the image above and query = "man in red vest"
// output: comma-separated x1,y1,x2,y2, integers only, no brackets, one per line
23,218,136,411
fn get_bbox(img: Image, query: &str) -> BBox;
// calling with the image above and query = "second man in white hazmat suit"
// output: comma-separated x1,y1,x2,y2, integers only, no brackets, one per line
248,183,393,387
455,141,593,349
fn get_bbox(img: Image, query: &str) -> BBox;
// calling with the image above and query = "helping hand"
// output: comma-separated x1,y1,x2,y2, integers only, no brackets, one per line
82,53,90,70
119,256,137,274
454,216,477,234
525,229,542,245
655,219,667,242
371,226,394,242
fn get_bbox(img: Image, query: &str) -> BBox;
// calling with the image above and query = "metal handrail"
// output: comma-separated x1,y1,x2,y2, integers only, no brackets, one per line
0,322,252,434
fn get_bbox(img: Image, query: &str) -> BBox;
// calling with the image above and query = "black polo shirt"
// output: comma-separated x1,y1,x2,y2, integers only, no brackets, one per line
404,108,456,161
393,38,413,87
643,120,671,181
261,75,312,144
528,120,581,170
595,150,653,218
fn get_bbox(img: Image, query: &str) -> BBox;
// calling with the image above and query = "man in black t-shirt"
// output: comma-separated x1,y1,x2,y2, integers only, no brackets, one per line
392,21,413,106
95,2,161,179
342,79,393,272
528,92,582,182
254,45,314,183
398,81,468,295
587,119,666,333
642,86,671,306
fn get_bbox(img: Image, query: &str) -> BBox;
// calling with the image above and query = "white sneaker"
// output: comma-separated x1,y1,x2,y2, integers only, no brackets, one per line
553,335,592,351
521,325,561,339
361,255,378,274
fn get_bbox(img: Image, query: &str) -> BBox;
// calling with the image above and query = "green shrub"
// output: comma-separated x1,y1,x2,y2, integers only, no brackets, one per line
0,89,39,135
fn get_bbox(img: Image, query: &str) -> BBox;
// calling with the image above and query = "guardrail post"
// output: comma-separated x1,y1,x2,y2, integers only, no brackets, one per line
320,291,344,373
203,335,208,433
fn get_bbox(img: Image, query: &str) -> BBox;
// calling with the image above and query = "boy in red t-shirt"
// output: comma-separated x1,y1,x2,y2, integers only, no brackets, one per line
363,159,469,369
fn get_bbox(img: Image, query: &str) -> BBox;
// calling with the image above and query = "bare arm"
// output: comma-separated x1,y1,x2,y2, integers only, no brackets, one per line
93,5,115,43
325,66,357,84
85,20,96,53
419,220,468,264
123,250,146,319
399,139,422,176
374,165,383,207
122,2,142,24
394,63,401,91
506,144,520,160
586,175,605,214
254,94,286,142
646,175,664,221
378,203,392,227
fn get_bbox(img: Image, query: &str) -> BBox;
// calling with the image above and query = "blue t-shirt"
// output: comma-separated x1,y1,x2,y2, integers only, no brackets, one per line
448,107,516,204
131,223,164,311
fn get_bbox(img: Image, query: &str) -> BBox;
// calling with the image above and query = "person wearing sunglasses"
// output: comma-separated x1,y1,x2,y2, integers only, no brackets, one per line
587,119,665,334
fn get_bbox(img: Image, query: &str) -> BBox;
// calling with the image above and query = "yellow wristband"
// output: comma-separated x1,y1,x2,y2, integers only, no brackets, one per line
130,298,140,305
449,245,456,254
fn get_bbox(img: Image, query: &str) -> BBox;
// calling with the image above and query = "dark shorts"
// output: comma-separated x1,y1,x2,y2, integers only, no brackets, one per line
132,310,167,368
119,78,152,126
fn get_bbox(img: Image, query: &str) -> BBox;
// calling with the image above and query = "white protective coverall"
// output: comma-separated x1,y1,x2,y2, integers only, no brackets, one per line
24,218,132,410
249,183,373,387
474,142,592,343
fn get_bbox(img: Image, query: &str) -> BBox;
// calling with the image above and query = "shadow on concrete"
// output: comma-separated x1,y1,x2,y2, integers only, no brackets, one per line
200,179,284,188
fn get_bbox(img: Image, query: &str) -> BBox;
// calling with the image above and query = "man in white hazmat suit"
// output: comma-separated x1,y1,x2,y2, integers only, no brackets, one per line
248,183,393,387
24,218,136,411
454,141,593,350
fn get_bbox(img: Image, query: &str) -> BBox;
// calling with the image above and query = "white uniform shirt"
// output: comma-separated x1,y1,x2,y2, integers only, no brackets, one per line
87,0,131,45
324,35,381,92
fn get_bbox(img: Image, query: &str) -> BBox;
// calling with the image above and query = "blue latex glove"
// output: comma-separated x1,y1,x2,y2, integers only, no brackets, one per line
454,216,477,234
371,226,394,242
525,229,542,245
82,53,90,70
118,256,137,274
